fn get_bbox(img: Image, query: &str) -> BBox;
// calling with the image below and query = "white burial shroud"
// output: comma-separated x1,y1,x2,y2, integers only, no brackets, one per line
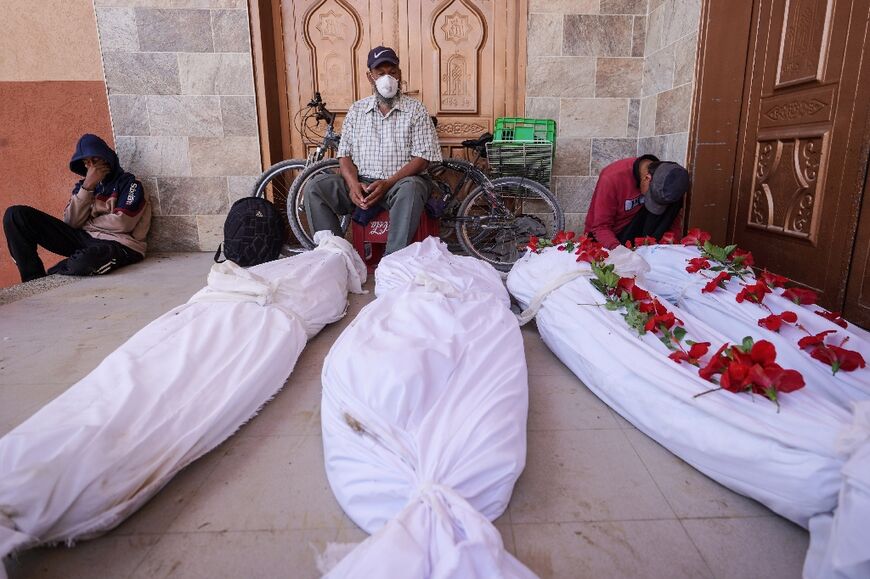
630,245,870,579
506,245,851,528
635,244,870,409
320,238,535,578
0,233,366,566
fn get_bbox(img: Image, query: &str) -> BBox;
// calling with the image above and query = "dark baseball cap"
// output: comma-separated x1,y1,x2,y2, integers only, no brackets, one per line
645,162,690,215
367,46,399,69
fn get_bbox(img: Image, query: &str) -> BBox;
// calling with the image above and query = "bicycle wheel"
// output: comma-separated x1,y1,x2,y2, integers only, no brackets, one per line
252,159,307,253
427,159,488,251
455,176,564,272
286,158,351,250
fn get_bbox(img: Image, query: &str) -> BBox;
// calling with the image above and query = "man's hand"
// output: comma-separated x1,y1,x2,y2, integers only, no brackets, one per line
81,159,111,191
361,179,393,209
348,181,368,209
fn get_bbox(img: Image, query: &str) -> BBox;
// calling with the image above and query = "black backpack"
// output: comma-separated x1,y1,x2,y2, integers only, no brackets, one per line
214,197,284,267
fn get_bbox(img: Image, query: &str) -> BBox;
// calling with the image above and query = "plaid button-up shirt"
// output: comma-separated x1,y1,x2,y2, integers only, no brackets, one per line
337,95,442,180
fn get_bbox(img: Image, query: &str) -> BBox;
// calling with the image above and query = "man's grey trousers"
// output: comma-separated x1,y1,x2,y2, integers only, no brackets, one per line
304,173,429,254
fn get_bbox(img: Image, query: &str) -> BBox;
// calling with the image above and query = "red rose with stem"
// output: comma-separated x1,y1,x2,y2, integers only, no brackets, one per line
810,345,867,374
686,257,711,273
702,272,731,293
681,228,712,246
814,310,848,328
782,287,819,305
757,311,798,332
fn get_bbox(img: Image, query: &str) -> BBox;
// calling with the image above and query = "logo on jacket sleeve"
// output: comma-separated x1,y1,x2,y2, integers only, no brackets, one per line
624,195,644,212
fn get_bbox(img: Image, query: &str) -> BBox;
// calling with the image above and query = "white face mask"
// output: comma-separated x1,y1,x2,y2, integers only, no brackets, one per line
375,74,399,99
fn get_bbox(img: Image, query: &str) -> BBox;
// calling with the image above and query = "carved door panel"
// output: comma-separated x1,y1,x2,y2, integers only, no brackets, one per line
731,0,870,309
280,0,526,161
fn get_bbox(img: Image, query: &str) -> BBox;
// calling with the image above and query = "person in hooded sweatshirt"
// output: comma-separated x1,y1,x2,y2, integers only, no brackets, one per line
3,134,151,282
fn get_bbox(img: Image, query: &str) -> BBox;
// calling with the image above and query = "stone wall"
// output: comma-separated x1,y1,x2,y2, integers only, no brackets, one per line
637,0,700,164
94,0,261,252
525,0,700,231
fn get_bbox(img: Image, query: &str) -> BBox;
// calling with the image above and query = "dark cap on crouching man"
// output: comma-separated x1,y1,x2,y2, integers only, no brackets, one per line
304,45,442,255
584,154,690,249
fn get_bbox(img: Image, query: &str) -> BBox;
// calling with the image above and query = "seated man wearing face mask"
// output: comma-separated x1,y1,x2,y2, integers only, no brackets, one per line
304,46,442,255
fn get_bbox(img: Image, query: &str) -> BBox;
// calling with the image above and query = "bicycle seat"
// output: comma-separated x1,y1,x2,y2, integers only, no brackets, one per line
461,132,493,158
461,133,493,149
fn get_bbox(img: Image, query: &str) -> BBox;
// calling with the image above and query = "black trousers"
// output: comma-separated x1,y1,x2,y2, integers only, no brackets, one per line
3,205,143,283
616,201,683,245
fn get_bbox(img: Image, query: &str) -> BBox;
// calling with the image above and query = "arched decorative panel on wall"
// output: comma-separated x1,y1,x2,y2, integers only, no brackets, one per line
302,0,363,111
431,0,485,114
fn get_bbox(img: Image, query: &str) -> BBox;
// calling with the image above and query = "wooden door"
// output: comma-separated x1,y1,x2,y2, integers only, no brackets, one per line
729,0,870,309
844,163,870,326
277,0,527,161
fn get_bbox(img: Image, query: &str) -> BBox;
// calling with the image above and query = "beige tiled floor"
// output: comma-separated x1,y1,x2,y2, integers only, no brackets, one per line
0,254,810,578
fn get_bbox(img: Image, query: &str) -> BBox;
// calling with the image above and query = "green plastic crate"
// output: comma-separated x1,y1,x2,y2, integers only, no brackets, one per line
493,117,556,143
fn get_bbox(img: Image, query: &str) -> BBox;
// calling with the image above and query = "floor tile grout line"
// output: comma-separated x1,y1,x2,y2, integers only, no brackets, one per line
621,427,718,578
615,425,680,519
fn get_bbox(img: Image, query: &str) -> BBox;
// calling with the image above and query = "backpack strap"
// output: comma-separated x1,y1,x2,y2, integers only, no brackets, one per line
214,243,226,263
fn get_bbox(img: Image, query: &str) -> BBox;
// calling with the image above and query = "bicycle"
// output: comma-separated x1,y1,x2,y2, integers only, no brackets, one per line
252,93,348,253
257,94,565,270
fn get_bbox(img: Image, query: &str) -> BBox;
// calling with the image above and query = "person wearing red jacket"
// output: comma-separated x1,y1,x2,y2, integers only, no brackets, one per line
584,155,689,249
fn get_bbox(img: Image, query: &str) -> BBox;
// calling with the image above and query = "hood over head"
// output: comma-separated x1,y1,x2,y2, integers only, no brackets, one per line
69,134,121,179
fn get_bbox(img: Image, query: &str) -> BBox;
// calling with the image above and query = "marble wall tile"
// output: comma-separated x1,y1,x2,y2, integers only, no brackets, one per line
525,97,561,121
565,212,587,233
528,0,600,13
196,214,226,251
140,177,160,214
188,136,260,176
553,138,592,175
94,0,172,6
591,138,638,174
179,53,255,95
554,176,598,212
212,10,250,52
655,82,692,134
563,15,633,56
662,0,702,47
601,0,647,14
116,136,191,177
109,95,150,136
673,32,699,86
645,3,665,55
135,8,213,52
665,131,689,164
220,96,258,137
96,7,139,52
627,98,641,137
156,177,229,214
147,95,222,137
641,43,675,97
103,52,180,95
638,94,657,137
227,175,258,202
632,15,647,57
527,57,596,97
170,0,245,8
595,57,643,98
147,215,199,251
560,98,629,137
527,13,564,57
648,0,667,13
637,134,667,159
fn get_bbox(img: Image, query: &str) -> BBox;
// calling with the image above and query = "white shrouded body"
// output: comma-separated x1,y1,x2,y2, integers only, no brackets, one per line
321,238,535,578
0,234,365,570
